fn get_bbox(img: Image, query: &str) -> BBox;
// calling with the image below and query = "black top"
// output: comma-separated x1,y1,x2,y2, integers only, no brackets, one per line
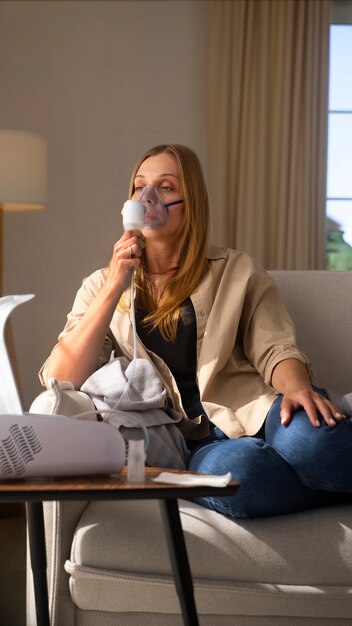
135,299,205,420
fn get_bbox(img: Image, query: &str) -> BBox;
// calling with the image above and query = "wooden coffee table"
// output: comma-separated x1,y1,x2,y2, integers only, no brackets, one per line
0,467,239,626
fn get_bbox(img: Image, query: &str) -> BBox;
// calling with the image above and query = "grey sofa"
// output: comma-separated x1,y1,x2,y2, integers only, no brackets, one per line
27,271,352,625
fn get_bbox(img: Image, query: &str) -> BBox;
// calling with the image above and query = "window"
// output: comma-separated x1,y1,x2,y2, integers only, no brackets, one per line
326,3,352,269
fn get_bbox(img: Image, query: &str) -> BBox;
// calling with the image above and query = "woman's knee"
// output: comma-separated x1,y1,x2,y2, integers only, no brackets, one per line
189,437,296,518
266,405,352,492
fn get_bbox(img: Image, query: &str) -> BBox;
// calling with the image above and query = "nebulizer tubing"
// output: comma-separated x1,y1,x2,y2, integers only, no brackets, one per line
108,199,150,455
115,269,138,406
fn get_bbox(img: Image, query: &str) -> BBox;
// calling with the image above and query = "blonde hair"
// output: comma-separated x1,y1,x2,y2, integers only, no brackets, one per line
125,144,209,341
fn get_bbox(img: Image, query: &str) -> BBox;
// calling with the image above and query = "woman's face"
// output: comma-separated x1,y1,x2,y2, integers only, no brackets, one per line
132,152,184,240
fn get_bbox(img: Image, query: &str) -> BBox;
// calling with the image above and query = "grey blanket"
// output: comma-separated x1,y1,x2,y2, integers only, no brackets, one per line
81,357,190,469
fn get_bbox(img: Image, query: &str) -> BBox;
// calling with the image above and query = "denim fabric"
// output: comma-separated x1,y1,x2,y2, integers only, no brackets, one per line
188,391,352,518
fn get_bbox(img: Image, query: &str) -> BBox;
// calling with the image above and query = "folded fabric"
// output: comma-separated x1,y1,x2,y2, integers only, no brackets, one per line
81,356,167,411
81,357,190,470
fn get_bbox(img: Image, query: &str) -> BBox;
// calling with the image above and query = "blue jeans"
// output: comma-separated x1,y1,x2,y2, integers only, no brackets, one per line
188,392,352,518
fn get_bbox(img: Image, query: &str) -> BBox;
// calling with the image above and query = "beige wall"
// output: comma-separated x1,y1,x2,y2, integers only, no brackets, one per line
0,0,208,409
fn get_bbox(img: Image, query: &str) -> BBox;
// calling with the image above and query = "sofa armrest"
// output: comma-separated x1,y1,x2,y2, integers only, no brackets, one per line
27,501,89,626
26,384,103,625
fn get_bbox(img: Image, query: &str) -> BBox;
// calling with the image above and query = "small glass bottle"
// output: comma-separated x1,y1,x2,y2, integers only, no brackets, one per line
127,439,146,482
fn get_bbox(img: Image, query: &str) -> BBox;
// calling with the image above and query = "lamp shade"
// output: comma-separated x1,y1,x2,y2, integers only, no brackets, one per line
0,130,47,211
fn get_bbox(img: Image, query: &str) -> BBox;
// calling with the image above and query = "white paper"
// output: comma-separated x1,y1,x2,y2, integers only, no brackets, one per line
152,471,232,487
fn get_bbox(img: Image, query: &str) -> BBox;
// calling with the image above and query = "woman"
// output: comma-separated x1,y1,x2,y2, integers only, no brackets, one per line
41,143,352,518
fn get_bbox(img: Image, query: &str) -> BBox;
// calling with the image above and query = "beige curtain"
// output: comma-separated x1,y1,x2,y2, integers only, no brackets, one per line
207,0,331,269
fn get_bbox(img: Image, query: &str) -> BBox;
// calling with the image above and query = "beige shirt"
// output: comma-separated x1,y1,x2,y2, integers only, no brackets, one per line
40,245,310,440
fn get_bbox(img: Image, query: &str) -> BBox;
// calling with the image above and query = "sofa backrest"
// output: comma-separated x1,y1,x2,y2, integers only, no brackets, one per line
269,271,352,395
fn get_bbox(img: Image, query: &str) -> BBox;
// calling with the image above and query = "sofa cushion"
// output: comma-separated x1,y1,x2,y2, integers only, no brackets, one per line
268,271,352,395
65,499,352,619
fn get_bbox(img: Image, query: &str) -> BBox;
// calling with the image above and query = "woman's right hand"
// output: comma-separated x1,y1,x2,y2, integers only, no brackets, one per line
105,229,145,293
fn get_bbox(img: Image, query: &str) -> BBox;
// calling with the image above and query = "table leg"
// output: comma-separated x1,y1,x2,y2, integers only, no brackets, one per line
159,499,199,626
26,502,50,626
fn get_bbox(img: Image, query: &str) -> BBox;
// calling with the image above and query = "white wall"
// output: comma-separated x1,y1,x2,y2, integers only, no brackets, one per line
0,0,208,409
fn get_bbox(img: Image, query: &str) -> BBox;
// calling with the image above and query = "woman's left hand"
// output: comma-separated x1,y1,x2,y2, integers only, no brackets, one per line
271,359,345,427
280,384,344,427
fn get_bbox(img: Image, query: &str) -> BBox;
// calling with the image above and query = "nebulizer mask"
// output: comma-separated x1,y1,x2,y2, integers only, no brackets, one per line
121,185,183,230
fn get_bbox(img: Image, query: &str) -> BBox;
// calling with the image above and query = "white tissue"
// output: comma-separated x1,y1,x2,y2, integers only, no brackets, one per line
152,471,233,487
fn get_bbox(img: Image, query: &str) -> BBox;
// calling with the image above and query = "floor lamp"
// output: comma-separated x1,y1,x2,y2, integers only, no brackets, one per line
0,130,48,292
0,130,47,517
0,129,47,374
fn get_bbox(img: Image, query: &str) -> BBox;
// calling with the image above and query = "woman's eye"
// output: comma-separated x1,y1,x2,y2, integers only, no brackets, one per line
135,186,144,192
160,185,173,191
